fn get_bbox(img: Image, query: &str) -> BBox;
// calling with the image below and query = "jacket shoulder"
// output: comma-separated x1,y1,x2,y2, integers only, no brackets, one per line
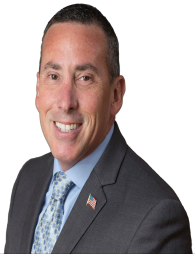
121,145,180,202
19,152,53,176
9,152,53,207
22,152,53,169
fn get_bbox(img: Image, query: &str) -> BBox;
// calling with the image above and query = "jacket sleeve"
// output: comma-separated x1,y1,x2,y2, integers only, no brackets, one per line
127,199,192,254
4,166,25,253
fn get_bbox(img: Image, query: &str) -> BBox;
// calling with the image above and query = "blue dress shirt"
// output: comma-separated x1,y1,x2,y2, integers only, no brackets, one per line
31,125,114,248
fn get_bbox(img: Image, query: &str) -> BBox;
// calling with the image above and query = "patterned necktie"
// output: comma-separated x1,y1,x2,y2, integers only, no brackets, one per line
31,171,74,254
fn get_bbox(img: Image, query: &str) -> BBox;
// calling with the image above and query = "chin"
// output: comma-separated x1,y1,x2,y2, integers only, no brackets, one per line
51,146,81,169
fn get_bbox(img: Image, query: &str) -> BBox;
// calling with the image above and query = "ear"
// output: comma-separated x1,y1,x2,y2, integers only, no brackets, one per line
35,72,40,111
110,75,126,116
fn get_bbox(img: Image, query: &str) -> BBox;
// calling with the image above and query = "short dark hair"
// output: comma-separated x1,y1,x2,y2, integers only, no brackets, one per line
40,4,120,82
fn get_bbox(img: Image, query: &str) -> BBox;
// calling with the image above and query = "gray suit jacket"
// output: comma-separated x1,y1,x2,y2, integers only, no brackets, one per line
5,123,192,253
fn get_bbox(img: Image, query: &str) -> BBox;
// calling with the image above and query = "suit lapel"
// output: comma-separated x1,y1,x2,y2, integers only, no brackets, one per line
20,155,54,253
53,122,127,253
53,169,106,253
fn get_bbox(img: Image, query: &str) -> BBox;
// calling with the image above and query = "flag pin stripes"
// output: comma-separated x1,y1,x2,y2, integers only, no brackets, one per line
86,194,97,210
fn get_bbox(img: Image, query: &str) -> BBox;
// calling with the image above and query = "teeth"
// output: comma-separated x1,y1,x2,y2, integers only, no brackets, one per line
55,122,81,132
66,125,70,132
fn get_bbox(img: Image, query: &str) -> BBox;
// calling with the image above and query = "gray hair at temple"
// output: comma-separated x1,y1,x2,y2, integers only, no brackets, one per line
39,3,120,83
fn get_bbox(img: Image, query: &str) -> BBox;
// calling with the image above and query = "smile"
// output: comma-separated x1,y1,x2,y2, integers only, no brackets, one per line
55,122,82,133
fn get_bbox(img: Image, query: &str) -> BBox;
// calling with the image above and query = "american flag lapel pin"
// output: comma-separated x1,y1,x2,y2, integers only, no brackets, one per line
86,194,97,210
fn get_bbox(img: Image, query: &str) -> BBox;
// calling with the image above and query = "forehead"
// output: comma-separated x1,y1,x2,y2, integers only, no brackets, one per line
41,22,108,65
44,22,107,40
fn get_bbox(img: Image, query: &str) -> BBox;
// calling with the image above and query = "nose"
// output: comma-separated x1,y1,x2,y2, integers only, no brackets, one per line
57,83,78,113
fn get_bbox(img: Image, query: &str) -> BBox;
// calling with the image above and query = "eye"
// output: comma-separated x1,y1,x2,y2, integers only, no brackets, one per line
48,74,58,80
80,76,90,81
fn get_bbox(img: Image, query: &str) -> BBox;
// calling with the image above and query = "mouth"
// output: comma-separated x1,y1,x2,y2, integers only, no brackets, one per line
54,121,82,133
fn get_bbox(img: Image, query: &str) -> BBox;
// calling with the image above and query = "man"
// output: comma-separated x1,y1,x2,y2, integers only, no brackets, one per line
5,3,192,253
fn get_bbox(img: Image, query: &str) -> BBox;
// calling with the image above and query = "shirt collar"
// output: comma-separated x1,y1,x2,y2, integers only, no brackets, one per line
53,124,114,189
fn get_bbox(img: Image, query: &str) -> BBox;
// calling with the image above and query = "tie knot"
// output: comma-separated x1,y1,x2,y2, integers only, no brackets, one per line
52,171,74,200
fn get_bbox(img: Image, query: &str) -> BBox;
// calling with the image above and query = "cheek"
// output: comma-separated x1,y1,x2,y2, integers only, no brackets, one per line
39,88,56,112
38,90,56,133
79,91,103,116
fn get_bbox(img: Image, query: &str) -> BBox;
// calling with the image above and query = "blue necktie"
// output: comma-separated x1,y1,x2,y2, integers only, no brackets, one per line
31,171,74,253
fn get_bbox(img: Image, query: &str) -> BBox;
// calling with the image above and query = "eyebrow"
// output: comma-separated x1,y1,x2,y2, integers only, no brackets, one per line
44,61,62,71
75,63,99,75
43,62,99,75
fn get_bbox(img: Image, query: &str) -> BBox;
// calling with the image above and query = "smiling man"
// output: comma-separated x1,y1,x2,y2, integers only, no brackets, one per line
37,21,122,171
5,4,192,254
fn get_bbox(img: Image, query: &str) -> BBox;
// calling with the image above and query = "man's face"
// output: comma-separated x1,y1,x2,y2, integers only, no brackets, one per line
36,22,123,171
